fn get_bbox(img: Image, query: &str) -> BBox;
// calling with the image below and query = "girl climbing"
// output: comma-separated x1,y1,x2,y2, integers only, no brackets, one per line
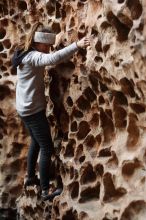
12,22,90,201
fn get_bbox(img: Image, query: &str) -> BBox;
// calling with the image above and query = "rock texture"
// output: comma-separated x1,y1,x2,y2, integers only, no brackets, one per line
0,0,146,219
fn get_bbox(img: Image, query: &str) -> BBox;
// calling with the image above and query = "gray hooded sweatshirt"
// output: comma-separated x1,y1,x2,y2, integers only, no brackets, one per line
16,42,78,117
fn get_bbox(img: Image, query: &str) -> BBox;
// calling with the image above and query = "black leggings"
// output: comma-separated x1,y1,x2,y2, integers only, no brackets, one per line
20,109,54,191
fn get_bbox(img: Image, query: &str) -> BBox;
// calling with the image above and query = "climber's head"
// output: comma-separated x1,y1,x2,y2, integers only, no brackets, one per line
21,22,56,53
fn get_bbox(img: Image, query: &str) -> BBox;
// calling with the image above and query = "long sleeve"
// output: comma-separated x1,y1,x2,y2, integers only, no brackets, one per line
22,42,78,67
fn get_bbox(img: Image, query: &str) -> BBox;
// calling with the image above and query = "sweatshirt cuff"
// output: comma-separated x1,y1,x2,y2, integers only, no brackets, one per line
72,42,79,51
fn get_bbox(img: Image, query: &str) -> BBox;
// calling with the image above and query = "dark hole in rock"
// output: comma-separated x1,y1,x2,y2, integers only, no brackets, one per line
77,121,90,140
0,43,4,52
89,71,100,93
80,64,88,75
60,8,66,19
98,147,112,157
24,206,34,214
100,21,112,30
79,156,85,163
83,87,97,102
80,0,88,2
80,163,96,184
122,159,141,176
77,48,87,62
99,66,108,75
107,11,131,42
127,0,142,20
11,67,17,75
0,59,3,66
127,113,139,148
76,95,91,111
107,151,119,168
118,0,125,3
105,109,113,119
98,14,102,18
84,134,96,151
60,106,70,132
91,28,98,36
94,56,103,63
102,217,116,220
5,175,12,183
53,204,60,217
100,108,115,143
121,200,146,220
94,164,104,176
112,90,128,106
72,108,83,118
1,53,7,59
79,182,100,203
9,142,23,157
69,181,79,199
52,22,61,34
98,95,105,105
103,172,127,202
18,0,27,10
120,77,135,97
55,2,61,18
66,96,73,107
75,144,85,164
1,66,7,71
95,40,102,52
62,209,78,220
130,103,145,114
64,139,75,158
25,23,31,30
90,113,99,127
136,21,144,33
78,31,86,39
66,166,75,180
3,72,9,77
115,61,119,67
10,159,21,172
73,75,78,84
114,106,127,128
0,28,6,39
46,1,55,15
0,207,17,220
103,44,110,54
79,24,85,31
0,133,3,140
49,161,57,180
99,81,108,92
70,121,77,132
0,84,11,100
79,212,89,220
9,184,22,195
117,13,133,28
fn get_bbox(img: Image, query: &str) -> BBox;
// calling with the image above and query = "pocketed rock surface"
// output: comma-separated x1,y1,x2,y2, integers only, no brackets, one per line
0,0,146,219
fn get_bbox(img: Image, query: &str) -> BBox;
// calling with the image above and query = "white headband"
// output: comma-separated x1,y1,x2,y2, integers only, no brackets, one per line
33,32,56,44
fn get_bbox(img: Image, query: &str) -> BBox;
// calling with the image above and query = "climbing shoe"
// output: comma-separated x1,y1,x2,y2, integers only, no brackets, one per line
24,175,40,189
41,188,63,201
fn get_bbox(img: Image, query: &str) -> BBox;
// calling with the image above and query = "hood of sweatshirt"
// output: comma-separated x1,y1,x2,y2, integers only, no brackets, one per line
11,48,35,68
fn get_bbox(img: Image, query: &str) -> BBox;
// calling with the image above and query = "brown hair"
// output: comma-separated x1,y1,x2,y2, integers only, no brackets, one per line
18,22,52,51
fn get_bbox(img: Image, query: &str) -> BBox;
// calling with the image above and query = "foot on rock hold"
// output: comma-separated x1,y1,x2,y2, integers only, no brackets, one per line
24,175,40,189
41,188,63,201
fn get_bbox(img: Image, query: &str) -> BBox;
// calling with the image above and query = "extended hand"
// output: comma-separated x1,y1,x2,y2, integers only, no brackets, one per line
76,37,90,48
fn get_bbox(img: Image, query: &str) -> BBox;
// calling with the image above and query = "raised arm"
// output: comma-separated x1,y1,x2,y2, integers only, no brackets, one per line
23,42,79,67
22,37,90,67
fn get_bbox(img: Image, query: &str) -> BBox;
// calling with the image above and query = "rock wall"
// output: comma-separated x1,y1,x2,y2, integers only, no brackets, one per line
0,0,146,219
